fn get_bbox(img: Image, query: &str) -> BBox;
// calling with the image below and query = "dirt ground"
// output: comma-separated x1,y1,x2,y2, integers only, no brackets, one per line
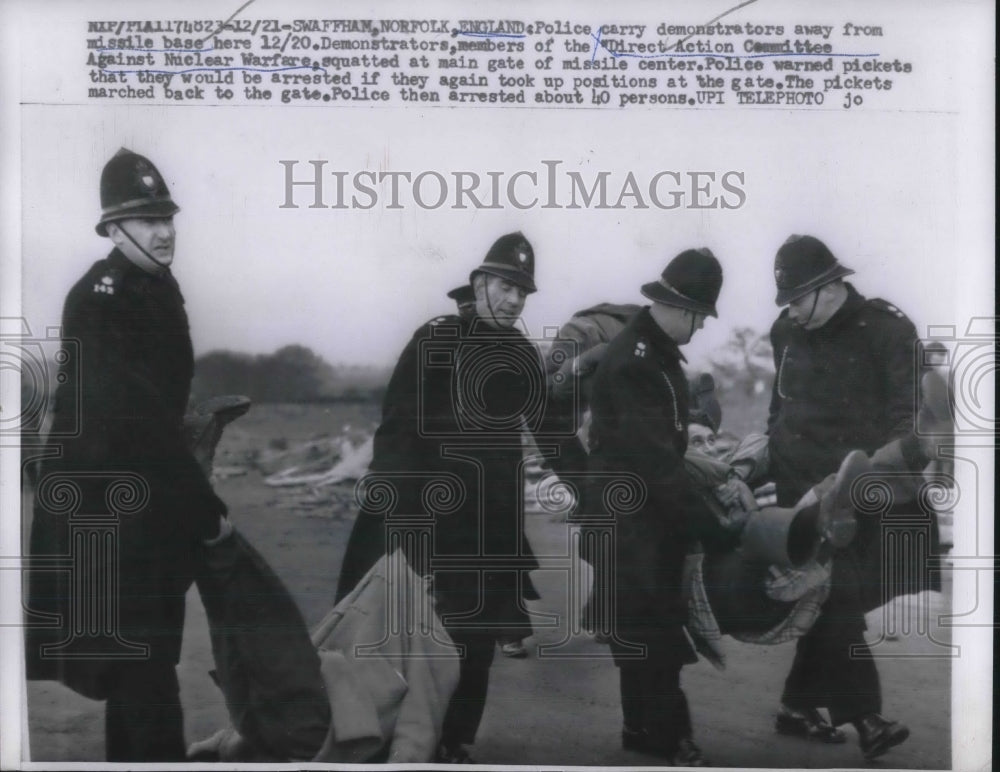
23,403,953,768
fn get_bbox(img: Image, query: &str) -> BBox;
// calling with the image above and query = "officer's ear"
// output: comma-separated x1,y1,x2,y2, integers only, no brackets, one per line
472,272,487,300
105,222,125,246
820,279,844,300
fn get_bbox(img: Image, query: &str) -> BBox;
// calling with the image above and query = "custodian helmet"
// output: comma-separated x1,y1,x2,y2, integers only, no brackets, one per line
95,148,179,236
470,232,537,293
773,234,854,306
640,248,723,318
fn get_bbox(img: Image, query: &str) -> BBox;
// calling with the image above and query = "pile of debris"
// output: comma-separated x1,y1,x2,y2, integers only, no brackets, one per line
252,428,375,517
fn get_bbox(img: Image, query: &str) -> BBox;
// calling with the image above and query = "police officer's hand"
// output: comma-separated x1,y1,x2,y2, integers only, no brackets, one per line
551,343,609,399
202,515,233,547
752,480,777,507
715,478,757,513
576,342,609,376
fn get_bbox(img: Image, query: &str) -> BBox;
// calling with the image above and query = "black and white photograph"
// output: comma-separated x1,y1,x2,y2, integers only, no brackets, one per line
0,0,993,768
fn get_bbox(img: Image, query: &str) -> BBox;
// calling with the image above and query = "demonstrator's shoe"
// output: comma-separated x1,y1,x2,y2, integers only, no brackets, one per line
920,369,952,427
621,727,651,753
775,704,847,743
435,741,476,763
817,450,870,548
500,640,528,658
621,728,671,759
918,369,954,459
854,713,910,759
673,737,710,767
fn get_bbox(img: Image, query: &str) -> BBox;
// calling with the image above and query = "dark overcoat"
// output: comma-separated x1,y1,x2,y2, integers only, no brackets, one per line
767,283,940,609
337,313,583,625
586,307,738,665
26,249,225,699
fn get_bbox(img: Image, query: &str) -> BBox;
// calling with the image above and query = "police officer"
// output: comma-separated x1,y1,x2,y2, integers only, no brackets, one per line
447,284,477,320
449,282,540,660
26,149,227,761
767,234,923,759
587,249,737,766
336,233,584,763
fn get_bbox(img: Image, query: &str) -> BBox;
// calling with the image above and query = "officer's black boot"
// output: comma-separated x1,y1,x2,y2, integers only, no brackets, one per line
853,713,910,759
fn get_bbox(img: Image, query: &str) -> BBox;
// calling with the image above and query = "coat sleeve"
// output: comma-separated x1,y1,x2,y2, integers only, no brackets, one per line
766,318,787,435
870,312,920,440
371,331,429,472
531,338,588,478
339,330,430,600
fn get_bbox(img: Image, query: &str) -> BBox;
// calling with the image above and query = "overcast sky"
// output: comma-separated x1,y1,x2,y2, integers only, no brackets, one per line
19,104,983,371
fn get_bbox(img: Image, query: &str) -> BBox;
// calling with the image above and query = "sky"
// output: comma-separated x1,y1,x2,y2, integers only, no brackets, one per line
17,105,980,371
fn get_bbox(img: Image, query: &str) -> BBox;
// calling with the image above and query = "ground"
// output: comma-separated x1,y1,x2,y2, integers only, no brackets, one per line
23,403,952,768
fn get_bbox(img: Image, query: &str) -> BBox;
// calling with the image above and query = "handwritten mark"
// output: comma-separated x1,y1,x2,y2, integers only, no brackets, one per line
103,65,326,77
98,46,218,53
195,0,257,46
590,37,879,61
593,0,757,61
670,0,759,53
455,31,526,39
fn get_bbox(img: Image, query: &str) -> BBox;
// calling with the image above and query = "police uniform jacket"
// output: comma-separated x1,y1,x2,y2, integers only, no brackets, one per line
587,307,738,664
767,282,938,609
337,312,584,623
768,283,919,505
27,249,225,698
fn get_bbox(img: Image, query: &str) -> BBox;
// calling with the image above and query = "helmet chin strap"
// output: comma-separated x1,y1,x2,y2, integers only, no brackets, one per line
486,278,499,324
482,275,509,328
688,310,697,341
116,222,170,271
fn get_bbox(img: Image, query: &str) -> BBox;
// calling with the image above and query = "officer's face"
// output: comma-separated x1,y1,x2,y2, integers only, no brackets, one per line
675,310,707,344
788,285,837,329
649,305,707,344
476,275,527,328
691,312,707,335
109,216,176,269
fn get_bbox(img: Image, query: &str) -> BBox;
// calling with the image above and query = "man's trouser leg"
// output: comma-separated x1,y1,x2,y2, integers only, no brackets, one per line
619,657,692,753
781,553,882,725
493,571,534,643
105,659,185,761
440,628,497,746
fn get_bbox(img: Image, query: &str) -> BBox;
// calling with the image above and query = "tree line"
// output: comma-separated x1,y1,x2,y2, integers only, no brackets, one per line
190,345,391,404
190,330,773,408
